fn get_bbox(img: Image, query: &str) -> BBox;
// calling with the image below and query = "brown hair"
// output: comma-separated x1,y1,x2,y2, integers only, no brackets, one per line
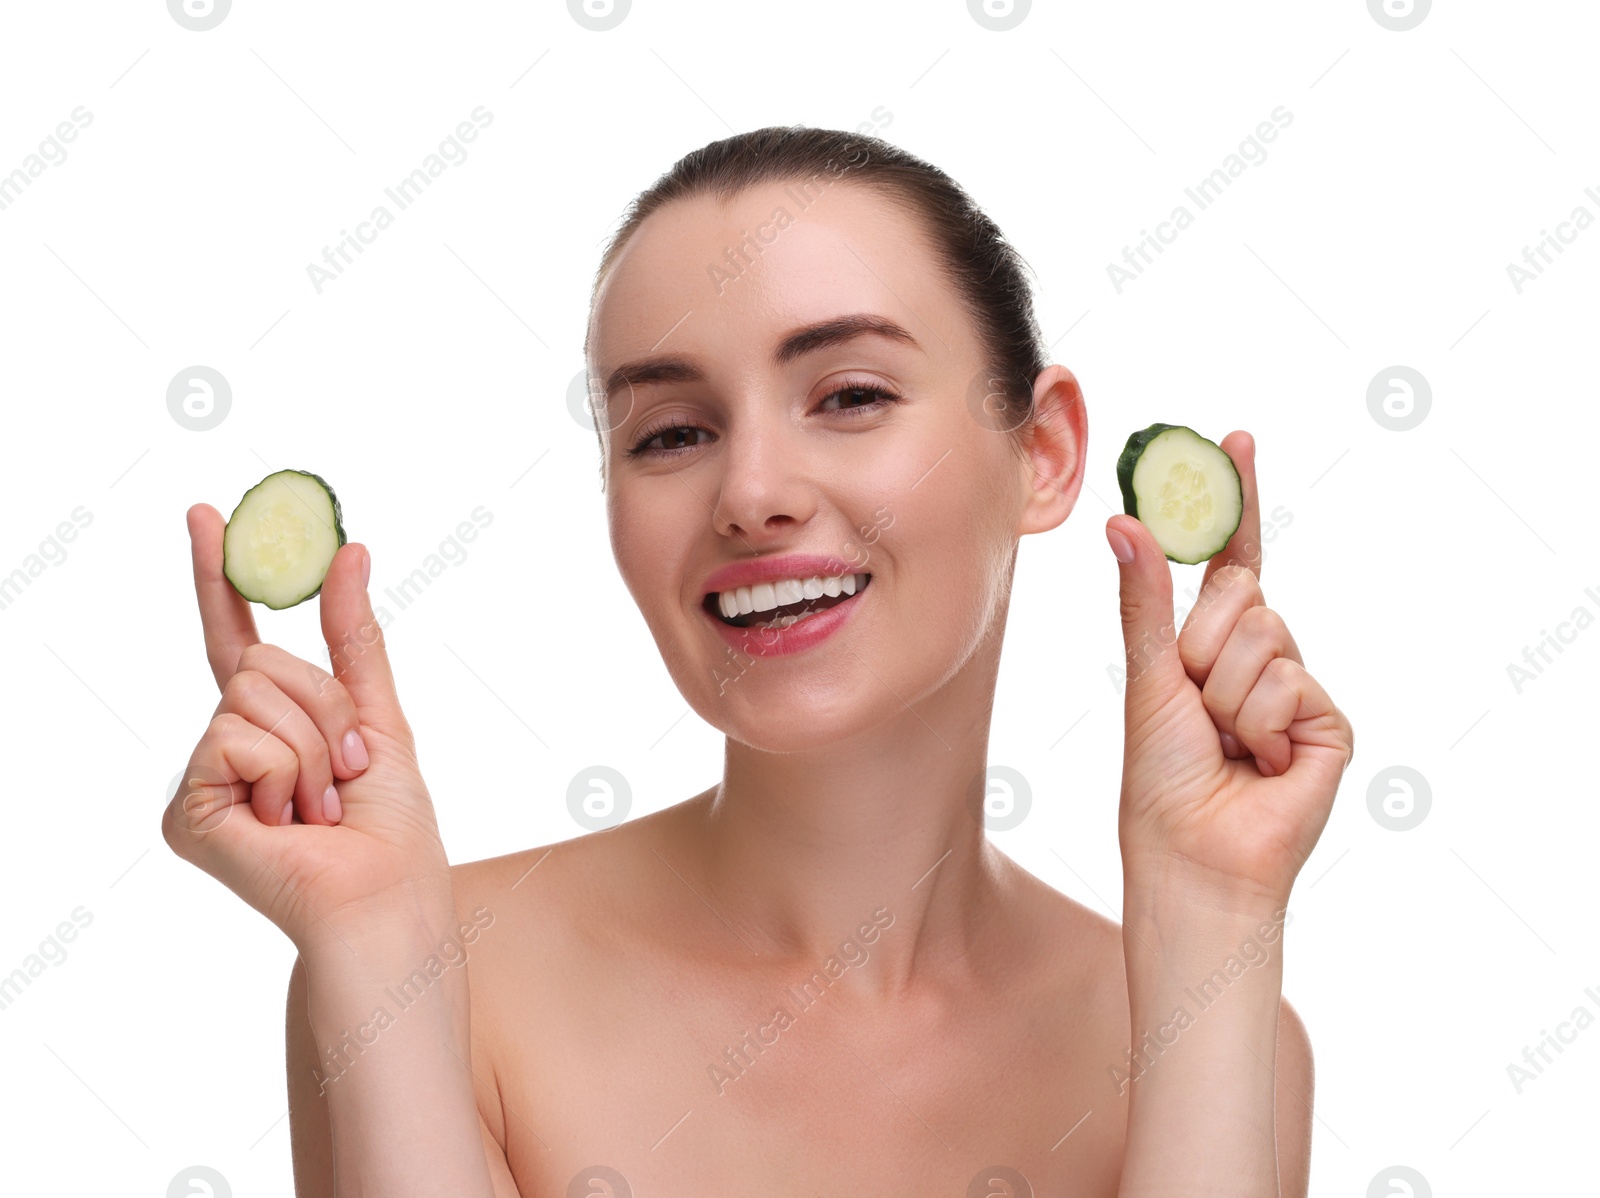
584,124,1051,478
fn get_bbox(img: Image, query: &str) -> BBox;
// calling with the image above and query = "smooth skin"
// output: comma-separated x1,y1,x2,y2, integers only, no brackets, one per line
166,179,1350,1196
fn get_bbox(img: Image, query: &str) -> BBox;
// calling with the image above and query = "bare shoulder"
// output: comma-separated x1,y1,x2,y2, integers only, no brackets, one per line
990,848,1133,1006
447,800,689,946
440,801,707,1163
1001,850,1315,1189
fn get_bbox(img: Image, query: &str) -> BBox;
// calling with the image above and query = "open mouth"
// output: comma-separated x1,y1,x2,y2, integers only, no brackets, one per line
704,573,872,631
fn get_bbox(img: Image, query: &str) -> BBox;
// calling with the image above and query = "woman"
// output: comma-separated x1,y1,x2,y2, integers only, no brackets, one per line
165,125,1353,1196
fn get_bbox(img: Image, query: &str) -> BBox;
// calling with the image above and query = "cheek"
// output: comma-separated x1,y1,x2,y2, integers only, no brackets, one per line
877,447,1015,631
608,490,683,614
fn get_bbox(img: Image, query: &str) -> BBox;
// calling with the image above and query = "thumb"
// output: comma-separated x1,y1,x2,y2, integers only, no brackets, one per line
318,542,409,739
1107,516,1186,715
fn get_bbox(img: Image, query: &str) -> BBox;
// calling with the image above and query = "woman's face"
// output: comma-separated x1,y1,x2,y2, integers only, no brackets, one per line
587,180,1074,751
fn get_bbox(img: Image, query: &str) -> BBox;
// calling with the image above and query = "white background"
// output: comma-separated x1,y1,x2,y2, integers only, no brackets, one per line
1,0,1595,1193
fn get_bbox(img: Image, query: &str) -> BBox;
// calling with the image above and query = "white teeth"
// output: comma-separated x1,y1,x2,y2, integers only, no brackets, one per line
715,573,870,619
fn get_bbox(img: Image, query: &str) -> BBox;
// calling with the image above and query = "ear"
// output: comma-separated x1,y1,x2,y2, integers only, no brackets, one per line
1017,364,1087,536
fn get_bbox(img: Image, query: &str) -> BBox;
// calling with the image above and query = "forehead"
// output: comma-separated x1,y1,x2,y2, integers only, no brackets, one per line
588,181,955,373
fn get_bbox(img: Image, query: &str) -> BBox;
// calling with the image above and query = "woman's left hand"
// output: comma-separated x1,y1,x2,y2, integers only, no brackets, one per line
1106,430,1354,904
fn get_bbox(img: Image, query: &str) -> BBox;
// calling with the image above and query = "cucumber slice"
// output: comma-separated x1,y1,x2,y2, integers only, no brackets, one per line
1115,424,1242,564
222,470,347,609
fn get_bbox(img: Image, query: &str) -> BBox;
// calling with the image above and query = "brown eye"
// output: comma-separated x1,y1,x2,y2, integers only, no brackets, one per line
818,382,904,415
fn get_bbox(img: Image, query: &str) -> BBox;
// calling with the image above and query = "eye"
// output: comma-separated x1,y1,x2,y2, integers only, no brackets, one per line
625,382,906,460
818,381,905,416
625,413,709,459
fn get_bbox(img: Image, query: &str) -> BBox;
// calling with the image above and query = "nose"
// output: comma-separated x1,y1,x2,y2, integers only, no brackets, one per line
710,414,818,544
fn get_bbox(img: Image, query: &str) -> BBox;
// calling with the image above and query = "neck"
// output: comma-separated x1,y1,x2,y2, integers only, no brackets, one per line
671,622,1017,1004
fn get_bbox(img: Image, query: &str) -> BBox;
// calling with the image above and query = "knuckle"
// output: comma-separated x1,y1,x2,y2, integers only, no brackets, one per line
225,668,272,703
208,710,247,738
236,642,276,673
1216,563,1260,599
269,732,299,768
1199,675,1232,724
1237,604,1283,642
303,658,337,697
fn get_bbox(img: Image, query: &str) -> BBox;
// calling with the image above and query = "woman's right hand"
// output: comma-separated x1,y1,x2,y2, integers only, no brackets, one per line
162,503,455,956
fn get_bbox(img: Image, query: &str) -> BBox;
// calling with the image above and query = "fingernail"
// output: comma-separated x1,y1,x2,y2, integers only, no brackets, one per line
323,783,342,823
1107,527,1135,564
279,801,295,826
361,548,371,589
343,728,369,770
1220,731,1241,756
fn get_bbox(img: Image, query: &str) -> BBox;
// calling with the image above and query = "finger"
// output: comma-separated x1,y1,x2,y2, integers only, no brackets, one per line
235,642,369,779
216,669,341,825
1178,563,1268,689
1108,513,1187,718
189,503,261,692
1200,430,1263,592
317,543,410,742
1233,657,1349,780
1198,605,1305,750
180,712,300,838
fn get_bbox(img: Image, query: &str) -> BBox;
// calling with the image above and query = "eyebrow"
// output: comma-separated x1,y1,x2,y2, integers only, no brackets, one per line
603,313,921,408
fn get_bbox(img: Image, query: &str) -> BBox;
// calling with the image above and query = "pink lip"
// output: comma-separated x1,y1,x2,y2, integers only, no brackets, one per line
701,554,869,597
702,573,870,660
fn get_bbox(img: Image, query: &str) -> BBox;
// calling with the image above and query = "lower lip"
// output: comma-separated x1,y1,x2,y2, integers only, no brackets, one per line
703,581,870,659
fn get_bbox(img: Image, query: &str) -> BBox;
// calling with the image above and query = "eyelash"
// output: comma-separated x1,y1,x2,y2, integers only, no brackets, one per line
625,383,906,459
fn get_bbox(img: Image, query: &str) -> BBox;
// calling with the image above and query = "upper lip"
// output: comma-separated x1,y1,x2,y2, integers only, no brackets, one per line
702,554,871,597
